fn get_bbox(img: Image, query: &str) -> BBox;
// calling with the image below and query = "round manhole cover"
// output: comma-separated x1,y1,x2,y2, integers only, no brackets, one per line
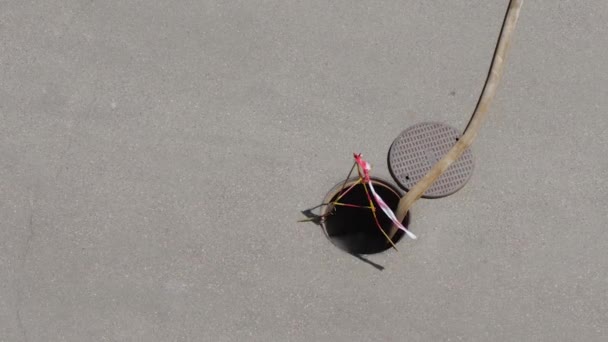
388,122,474,198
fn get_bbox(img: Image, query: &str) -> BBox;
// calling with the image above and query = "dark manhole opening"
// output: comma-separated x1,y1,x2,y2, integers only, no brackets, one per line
321,178,409,254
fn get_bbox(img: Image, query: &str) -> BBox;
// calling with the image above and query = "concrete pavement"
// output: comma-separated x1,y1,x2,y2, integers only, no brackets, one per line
1,1,607,340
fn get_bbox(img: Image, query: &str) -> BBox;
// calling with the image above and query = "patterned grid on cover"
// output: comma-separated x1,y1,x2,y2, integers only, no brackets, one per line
389,122,474,198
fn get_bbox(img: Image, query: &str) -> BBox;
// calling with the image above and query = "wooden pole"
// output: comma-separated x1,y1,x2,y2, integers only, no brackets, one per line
390,0,523,239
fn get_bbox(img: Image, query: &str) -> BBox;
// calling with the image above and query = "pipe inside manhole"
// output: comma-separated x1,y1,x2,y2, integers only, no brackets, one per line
321,177,409,254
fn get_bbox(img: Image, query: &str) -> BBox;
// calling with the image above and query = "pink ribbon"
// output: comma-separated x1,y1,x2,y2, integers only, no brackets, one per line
354,154,417,240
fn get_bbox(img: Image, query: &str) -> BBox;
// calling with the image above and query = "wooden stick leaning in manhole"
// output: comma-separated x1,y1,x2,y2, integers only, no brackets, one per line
389,0,524,239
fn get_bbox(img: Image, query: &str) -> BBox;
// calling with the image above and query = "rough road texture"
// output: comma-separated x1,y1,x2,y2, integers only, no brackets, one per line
1,1,607,341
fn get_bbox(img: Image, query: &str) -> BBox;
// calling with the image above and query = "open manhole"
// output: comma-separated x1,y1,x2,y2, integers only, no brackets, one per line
321,177,409,254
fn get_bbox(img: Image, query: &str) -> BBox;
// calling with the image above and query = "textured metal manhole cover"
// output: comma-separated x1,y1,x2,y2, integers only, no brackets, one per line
388,122,474,198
